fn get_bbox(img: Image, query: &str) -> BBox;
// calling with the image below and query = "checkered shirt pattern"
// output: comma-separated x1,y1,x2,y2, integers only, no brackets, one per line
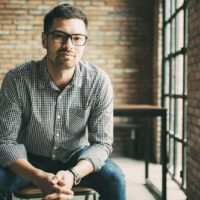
0,57,113,171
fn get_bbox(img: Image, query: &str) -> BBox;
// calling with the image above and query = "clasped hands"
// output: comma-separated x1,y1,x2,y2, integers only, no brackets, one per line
34,170,75,200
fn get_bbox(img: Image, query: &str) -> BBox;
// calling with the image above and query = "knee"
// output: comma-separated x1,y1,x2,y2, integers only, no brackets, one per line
100,160,126,189
109,167,125,188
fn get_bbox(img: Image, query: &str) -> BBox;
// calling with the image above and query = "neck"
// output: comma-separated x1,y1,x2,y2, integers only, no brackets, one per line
47,64,75,89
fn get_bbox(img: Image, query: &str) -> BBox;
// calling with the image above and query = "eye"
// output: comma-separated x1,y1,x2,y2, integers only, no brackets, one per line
74,37,80,41
53,33,65,40
73,35,82,41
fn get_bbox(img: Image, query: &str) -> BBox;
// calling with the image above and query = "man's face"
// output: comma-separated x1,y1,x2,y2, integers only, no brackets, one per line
42,18,87,70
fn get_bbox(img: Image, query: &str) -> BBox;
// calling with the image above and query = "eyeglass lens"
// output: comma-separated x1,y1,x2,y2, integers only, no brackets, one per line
51,31,87,46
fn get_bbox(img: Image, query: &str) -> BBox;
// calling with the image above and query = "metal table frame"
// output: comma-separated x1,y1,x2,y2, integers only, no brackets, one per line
114,104,167,200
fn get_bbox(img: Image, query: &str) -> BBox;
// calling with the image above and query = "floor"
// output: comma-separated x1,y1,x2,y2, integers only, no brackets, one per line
113,157,186,200
13,157,187,200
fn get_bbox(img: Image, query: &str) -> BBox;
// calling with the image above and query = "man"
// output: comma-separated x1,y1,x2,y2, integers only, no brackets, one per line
0,3,126,200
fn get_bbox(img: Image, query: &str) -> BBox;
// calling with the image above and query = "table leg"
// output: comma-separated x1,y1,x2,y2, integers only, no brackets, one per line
162,113,167,200
145,118,151,180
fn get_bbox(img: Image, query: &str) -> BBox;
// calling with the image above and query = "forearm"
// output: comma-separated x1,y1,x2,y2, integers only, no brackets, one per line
8,158,44,185
72,159,94,178
9,158,61,196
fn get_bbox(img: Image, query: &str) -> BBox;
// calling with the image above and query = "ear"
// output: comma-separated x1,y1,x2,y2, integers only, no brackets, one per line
42,32,47,49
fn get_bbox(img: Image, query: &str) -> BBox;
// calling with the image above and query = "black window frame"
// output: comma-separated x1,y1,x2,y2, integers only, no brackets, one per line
162,0,188,191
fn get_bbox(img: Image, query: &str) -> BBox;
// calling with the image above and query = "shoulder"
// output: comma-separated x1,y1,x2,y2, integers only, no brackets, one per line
79,60,111,83
1,59,44,93
9,59,41,77
3,59,43,85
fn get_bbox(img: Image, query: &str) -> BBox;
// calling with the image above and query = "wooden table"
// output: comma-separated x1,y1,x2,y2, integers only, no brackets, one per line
114,104,167,200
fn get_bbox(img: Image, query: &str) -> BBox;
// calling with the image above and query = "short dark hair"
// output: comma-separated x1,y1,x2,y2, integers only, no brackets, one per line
44,4,88,33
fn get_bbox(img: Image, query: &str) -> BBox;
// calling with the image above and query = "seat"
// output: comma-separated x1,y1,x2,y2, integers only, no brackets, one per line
13,185,97,200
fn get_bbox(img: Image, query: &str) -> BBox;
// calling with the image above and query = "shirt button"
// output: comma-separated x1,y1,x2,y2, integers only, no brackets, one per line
58,115,61,119
52,155,56,159
54,146,58,150
59,95,62,100
56,134,59,137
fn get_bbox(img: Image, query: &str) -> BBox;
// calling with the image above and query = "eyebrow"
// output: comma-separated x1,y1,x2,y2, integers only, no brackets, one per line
52,29,87,36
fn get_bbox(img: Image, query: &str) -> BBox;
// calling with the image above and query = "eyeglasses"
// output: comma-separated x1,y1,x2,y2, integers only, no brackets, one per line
46,30,87,46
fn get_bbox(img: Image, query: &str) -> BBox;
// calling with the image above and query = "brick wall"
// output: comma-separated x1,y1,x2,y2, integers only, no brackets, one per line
152,0,162,163
187,0,200,199
0,0,154,106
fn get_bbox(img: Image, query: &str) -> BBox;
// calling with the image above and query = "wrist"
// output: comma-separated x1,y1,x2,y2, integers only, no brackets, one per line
65,170,75,182
68,168,82,185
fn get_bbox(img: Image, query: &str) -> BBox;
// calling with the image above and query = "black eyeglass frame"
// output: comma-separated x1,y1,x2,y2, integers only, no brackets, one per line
45,30,88,46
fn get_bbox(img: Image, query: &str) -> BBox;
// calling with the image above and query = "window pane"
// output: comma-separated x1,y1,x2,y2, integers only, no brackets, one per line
169,98,175,133
175,141,182,183
164,61,170,94
165,23,171,57
185,8,188,46
175,55,184,94
171,19,176,53
183,145,187,188
169,137,174,173
184,55,188,95
165,0,171,21
171,0,176,16
176,98,183,139
171,58,175,94
165,97,170,130
176,10,184,51
176,0,184,9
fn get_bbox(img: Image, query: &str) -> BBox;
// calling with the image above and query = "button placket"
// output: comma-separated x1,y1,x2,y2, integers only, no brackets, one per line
52,94,63,160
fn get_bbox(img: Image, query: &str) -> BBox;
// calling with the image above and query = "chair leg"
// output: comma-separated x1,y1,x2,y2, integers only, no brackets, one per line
85,194,90,200
6,193,12,200
85,193,97,200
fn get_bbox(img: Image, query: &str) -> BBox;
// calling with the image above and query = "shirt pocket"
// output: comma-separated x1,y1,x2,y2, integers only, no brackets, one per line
68,106,91,134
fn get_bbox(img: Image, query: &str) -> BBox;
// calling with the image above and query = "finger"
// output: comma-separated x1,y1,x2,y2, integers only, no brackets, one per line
52,184,74,195
57,179,67,187
50,175,59,185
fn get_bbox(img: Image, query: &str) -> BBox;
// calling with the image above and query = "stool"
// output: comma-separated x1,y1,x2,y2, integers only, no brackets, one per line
13,185,97,200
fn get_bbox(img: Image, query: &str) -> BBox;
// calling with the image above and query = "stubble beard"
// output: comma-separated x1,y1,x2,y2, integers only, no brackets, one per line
54,55,75,70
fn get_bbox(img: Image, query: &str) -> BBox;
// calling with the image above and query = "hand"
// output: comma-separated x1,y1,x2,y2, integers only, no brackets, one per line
42,170,74,200
56,170,74,189
33,170,60,195
42,185,74,200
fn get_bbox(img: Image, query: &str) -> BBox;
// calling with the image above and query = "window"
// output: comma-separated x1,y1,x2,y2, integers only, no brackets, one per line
162,0,188,190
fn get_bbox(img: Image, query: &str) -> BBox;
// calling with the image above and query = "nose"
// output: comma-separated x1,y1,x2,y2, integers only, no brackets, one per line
62,36,73,48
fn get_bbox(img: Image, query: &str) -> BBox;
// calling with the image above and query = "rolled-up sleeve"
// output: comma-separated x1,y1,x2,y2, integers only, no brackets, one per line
0,72,27,167
78,72,113,171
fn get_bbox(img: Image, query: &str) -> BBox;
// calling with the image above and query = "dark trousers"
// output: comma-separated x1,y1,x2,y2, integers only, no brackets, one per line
0,147,126,200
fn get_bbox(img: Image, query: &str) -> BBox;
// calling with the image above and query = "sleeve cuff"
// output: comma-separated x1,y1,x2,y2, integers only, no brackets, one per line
78,144,111,171
0,144,27,167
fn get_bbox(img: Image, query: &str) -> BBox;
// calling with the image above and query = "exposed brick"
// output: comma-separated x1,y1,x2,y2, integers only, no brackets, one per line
187,0,200,199
0,0,155,172
0,0,154,103
17,25,33,30
0,30,10,35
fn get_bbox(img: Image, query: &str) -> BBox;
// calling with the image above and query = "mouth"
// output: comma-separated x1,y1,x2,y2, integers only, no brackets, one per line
58,51,75,58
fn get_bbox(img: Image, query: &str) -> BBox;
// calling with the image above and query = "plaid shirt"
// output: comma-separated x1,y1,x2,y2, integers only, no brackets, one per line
0,57,113,171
